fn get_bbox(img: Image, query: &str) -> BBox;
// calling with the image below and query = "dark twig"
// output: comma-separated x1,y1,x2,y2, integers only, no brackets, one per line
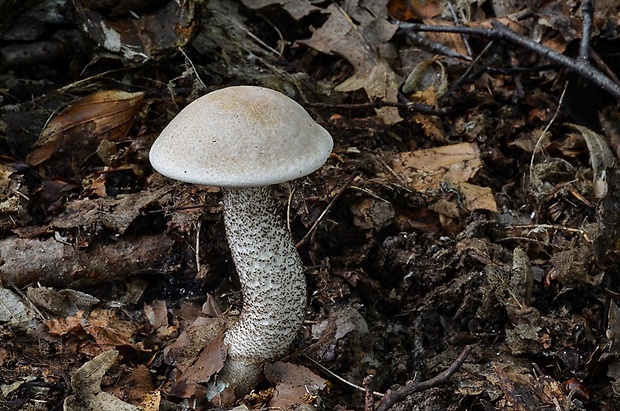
295,164,362,249
439,40,496,102
490,21,620,99
403,31,471,61
398,20,620,100
375,345,471,411
579,0,594,61
590,49,620,85
447,2,472,56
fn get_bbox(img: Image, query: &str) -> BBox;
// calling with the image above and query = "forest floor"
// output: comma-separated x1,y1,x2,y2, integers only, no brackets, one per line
1,0,620,410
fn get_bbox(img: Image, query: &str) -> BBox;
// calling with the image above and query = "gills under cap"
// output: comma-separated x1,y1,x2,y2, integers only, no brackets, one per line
149,86,333,188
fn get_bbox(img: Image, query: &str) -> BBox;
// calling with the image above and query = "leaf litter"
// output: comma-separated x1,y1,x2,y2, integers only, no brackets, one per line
1,0,620,410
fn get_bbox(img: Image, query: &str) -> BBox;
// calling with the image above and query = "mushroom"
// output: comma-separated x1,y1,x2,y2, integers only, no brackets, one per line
149,86,333,397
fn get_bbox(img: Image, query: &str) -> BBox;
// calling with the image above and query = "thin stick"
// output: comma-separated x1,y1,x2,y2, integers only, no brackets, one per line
398,21,620,100
529,81,568,181
439,40,496,102
375,346,471,411
302,354,384,398
490,21,620,99
295,169,359,249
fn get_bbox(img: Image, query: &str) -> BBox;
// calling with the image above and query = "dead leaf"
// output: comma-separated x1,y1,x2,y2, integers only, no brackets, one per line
0,288,35,324
392,142,482,190
144,300,174,338
45,310,85,336
392,142,497,213
26,90,144,177
27,286,99,317
388,0,442,20
264,362,326,408
241,0,322,20
83,309,137,348
107,365,159,411
566,123,615,198
459,182,497,212
169,332,228,399
298,2,401,124
73,0,196,63
64,350,141,411
402,58,448,104
50,187,169,234
492,363,567,410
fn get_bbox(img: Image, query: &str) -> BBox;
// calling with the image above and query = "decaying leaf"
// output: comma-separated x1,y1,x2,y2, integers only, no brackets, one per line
64,350,141,411
492,363,568,410
566,123,615,198
27,90,144,177
0,288,35,324
264,362,326,408
73,0,196,63
402,58,448,105
169,332,228,399
27,286,100,317
45,309,138,349
298,2,401,124
241,0,322,20
392,142,497,212
549,245,604,288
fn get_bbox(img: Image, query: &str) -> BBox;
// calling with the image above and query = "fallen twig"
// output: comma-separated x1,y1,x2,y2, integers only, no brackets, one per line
579,0,594,61
398,20,620,100
375,345,471,411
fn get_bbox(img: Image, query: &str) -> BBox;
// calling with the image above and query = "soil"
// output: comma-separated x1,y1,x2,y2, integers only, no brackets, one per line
1,1,620,410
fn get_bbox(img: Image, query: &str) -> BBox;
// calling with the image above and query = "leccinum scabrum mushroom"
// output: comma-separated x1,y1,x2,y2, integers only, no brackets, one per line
149,86,333,397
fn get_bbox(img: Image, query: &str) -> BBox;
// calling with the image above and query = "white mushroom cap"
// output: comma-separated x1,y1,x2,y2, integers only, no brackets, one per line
149,86,333,188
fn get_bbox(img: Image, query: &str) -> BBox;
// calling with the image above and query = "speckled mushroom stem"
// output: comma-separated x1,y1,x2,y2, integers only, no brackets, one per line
213,186,306,396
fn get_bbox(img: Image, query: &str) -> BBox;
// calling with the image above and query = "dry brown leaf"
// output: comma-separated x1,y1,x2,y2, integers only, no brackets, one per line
169,332,228,399
265,361,326,408
26,90,144,177
50,186,169,234
45,311,84,336
241,0,321,20
459,182,497,212
392,142,482,191
393,143,497,213
107,365,159,410
144,300,171,337
388,0,442,20
298,2,401,124
83,309,137,348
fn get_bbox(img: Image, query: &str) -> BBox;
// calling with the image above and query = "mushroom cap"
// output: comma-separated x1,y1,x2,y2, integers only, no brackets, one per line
149,86,333,188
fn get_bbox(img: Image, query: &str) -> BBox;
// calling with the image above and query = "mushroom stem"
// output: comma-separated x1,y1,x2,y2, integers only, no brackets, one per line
213,186,306,396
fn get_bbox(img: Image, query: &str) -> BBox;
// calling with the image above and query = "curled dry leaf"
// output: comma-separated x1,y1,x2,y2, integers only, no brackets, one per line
566,123,615,199
402,57,448,105
27,90,144,177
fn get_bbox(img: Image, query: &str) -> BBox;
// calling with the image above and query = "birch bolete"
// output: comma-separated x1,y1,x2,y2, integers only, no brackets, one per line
149,86,333,397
